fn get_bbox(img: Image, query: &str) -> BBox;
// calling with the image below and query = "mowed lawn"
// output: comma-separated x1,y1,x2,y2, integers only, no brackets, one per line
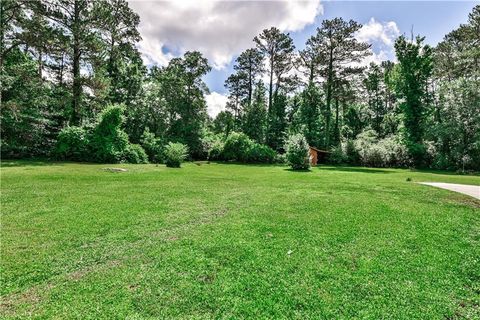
1,161,479,319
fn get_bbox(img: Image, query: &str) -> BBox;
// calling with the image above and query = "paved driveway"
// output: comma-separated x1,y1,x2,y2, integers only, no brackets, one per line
419,182,480,200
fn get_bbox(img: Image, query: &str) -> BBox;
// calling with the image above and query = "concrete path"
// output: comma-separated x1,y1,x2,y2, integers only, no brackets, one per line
419,182,480,200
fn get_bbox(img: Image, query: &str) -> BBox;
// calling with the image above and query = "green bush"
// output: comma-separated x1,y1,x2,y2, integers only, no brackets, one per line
204,131,277,164
345,140,360,164
328,145,348,164
430,145,458,171
164,142,188,168
206,133,276,163
274,153,287,164
89,105,130,163
353,131,385,167
362,145,386,167
380,136,411,167
208,139,225,161
140,128,164,163
200,131,225,161
286,133,310,170
405,141,427,167
222,132,254,162
55,126,89,161
199,130,223,160
123,144,148,164
55,106,150,164
352,131,411,167
246,143,276,163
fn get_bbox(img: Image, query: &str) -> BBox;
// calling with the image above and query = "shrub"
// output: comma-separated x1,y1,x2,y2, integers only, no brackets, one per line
140,128,164,163
328,145,347,164
55,126,89,161
222,132,254,162
89,105,129,163
246,143,276,163
206,133,276,163
208,139,225,161
274,153,287,164
200,131,225,161
352,130,411,168
345,140,360,164
379,136,411,167
286,133,310,170
405,141,427,167
354,132,387,167
199,130,223,160
362,145,386,167
55,106,149,164
123,144,148,164
431,150,455,171
354,130,377,159
164,142,188,167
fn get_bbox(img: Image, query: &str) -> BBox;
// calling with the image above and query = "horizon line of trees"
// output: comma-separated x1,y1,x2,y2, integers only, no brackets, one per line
1,1,479,170
215,5,479,170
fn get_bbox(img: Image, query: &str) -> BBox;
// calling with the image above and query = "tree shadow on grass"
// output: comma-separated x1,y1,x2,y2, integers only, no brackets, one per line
284,168,311,173
409,168,479,177
318,166,391,174
1,160,65,168
210,161,281,168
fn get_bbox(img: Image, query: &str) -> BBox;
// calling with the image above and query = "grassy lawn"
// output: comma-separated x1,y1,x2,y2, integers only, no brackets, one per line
1,161,479,319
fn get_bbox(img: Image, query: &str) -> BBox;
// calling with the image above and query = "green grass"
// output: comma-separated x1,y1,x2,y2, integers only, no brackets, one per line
1,161,479,319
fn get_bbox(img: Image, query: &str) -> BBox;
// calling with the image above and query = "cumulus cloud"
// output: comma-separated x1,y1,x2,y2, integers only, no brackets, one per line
356,17,400,47
356,18,400,65
361,49,390,66
129,0,323,69
205,91,228,118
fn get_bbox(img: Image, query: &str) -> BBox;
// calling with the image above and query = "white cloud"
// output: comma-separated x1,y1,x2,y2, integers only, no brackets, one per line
205,91,228,118
356,18,400,65
361,49,390,66
129,0,323,69
356,17,400,47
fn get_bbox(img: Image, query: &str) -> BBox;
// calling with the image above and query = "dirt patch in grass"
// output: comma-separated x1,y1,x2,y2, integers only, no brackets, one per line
1,259,123,316
67,259,121,282
0,283,55,317
447,195,480,209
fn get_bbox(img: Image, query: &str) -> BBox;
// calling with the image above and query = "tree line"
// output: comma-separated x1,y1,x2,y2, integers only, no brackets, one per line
1,1,479,170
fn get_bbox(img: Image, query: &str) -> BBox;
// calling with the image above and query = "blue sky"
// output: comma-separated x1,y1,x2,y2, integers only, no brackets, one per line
129,0,478,116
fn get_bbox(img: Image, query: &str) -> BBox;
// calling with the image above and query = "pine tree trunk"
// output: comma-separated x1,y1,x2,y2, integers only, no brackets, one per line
38,50,43,80
248,67,252,106
309,62,314,83
59,53,65,86
268,62,273,114
334,96,339,146
325,47,334,148
71,0,82,125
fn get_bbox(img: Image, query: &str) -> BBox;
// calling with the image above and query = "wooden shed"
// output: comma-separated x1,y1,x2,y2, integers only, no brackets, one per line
309,146,331,166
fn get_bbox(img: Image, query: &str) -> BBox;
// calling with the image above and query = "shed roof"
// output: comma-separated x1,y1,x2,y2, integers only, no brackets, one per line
309,146,331,153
